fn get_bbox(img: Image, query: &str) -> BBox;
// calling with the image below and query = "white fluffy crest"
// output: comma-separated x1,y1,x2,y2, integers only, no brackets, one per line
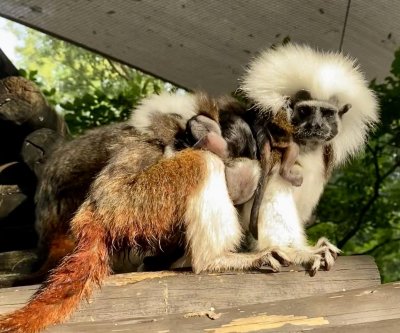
241,43,379,165
129,92,198,134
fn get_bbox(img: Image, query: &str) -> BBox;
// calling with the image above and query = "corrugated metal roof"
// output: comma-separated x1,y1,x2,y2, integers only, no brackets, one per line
0,0,398,93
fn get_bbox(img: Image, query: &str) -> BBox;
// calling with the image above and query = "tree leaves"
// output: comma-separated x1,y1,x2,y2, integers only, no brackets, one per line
12,24,170,135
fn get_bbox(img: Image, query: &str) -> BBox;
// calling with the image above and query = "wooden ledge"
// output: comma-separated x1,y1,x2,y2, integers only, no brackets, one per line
0,256,380,328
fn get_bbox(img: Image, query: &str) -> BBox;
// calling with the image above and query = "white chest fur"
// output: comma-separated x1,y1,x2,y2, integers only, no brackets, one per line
293,146,326,223
242,146,326,250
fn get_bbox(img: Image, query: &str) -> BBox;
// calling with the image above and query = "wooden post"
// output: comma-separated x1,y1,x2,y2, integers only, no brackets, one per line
0,48,19,79
0,49,68,253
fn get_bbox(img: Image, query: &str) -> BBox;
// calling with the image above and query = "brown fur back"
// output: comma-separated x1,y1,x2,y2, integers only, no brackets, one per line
0,149,210,332
88,149,208,251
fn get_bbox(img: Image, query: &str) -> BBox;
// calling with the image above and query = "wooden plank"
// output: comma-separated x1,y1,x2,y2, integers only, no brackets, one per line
50,282,400,333
296,318,400,333
0,256,380,325
0,250,37,273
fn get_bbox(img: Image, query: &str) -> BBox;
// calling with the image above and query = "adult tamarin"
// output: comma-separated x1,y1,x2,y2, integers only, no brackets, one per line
239,43,379,274
16,92,261,285
247,90,351,240
0,145,287,333
133,92,342,274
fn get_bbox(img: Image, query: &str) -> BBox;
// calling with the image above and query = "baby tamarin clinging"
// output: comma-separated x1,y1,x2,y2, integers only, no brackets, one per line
173,94,260,206
181,96,302,241
247,104,300,240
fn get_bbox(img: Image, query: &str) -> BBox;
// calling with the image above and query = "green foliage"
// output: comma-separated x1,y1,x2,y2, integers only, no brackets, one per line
10,22,169,134
309,49,400,282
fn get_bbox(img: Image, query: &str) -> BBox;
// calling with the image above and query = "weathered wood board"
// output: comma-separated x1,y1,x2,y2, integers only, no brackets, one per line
50,282,400,333
0,256,380,329
0,250,38,273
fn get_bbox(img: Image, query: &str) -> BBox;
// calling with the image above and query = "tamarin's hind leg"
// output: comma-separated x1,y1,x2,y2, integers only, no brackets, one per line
185,152,289,273
282,240,341,277
0,149,288,333
253,176,339,276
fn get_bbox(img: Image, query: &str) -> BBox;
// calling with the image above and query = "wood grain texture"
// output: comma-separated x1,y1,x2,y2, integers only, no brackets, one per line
47,282,400,333
0,256,380,327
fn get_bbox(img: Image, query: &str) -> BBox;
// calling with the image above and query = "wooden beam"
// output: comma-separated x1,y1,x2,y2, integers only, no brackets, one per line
50,282,400,333
0,49,19,79
0,256,380,326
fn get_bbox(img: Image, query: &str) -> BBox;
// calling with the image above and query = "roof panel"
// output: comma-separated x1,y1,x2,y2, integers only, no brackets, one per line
0,1,397,93
342,0,400,82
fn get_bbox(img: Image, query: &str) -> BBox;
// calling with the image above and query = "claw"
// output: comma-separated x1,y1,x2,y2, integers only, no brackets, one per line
331,250,339,260
313,237,341,271
268,256,281,272
259,248,293,272
309,255,321,277
271,250,291,267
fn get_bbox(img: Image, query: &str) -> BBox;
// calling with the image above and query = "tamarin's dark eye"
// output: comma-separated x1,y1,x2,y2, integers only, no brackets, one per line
297,106,312,117
321,108,335,117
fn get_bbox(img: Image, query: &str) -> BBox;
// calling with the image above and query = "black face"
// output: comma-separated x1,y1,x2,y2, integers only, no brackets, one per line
289,90,351,146
291,101,340,143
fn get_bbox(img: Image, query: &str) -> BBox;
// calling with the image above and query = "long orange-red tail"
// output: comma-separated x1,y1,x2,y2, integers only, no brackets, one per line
0,207,110,333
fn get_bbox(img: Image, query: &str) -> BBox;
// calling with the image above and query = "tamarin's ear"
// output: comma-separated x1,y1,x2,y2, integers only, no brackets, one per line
293,89,312,103
339,103,352,116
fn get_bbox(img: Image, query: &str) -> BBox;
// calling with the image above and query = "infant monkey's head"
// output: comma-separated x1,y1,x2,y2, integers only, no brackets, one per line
288,90,351,145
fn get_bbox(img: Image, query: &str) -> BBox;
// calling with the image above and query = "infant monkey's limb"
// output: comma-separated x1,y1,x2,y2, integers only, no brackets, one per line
225,158,261,205
279,140,301,186
256,108,303,187
190,115,229,159
187,114,260,205
249,108,303,239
